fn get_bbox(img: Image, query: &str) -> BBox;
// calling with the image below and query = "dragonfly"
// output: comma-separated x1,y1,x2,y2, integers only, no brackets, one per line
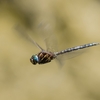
30,42,99,65
15,25,100,65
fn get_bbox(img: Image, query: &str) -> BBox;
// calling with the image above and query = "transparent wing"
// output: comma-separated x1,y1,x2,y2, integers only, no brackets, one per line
37,21,58,52
15,25,44,51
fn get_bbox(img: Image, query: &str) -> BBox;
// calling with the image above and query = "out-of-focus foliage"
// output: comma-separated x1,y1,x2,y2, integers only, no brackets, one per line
0,0,100,100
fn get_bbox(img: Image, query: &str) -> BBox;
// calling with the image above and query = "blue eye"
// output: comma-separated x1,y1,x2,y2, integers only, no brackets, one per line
30,55,39,65
33,55,39,62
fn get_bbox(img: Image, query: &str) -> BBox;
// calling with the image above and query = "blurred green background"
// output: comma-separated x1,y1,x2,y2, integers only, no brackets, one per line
0,0,100,100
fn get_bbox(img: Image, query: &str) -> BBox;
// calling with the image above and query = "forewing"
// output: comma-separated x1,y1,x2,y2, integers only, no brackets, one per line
15,25,44,51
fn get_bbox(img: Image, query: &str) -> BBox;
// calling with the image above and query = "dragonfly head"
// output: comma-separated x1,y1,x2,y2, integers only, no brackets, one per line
30,55,39,65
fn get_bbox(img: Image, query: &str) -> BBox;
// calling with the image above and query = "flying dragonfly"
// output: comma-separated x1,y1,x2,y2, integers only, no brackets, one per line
15,25,100,65
30,42,99,65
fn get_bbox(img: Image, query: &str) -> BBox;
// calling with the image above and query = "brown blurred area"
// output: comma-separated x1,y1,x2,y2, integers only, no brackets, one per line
0,0,100,100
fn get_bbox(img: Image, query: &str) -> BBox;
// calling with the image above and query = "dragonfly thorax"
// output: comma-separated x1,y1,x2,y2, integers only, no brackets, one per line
30,51,56,65
30,55,39,65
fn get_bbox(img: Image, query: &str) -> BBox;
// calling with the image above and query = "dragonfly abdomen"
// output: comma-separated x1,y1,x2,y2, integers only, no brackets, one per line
55,42,100,55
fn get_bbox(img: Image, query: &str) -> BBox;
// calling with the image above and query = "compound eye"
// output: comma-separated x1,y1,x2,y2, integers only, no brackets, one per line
30,55,39,65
